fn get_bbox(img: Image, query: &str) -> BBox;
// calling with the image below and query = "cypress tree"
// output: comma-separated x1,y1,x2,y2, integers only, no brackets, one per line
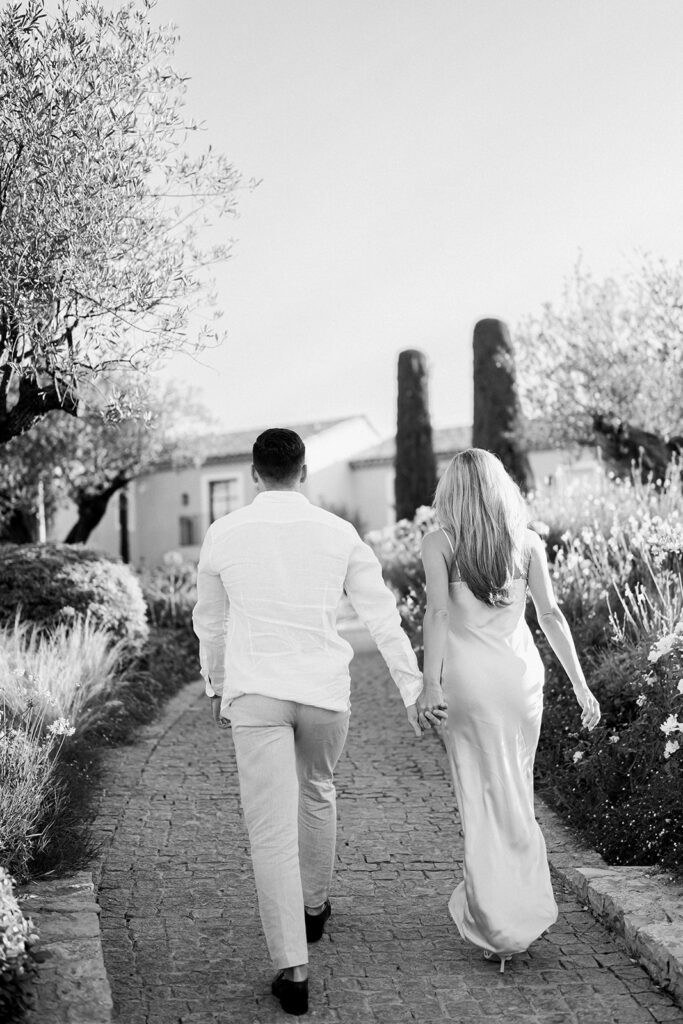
472,318,533,493
394,349,438,521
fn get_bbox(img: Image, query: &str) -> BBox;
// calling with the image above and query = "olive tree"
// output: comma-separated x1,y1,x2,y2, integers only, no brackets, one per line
0,376,215,544
0,0,243,444
513,256,683,449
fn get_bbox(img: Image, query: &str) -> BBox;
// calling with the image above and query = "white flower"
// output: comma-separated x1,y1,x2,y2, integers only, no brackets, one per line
664,739,680,759
636,694,647,707
162,550,184,567
608,734,619,744
660,714,683,736
572,750,584,763
47,717,75,737
677,679,683,695
674,621,683,635
648,634,677,663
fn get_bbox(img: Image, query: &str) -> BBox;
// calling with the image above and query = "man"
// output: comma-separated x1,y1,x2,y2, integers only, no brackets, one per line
192,428,444,1016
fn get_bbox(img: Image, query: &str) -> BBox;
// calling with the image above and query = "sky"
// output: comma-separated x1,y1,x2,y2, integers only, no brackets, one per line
150,0,683,439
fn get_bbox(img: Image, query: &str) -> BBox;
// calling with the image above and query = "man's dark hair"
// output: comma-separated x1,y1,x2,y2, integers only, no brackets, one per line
253,428,306,482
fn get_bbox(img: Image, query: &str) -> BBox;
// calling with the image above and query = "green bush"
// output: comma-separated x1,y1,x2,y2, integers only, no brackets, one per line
536,626,683,871
0,543,148,651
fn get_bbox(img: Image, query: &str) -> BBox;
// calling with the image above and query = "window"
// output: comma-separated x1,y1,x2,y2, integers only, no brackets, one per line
179,515,201,546
181,492,190,506
209,478,240,522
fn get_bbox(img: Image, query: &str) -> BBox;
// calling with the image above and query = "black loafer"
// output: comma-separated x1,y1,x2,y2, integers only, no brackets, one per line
304,899,331,942
271,971,309,1016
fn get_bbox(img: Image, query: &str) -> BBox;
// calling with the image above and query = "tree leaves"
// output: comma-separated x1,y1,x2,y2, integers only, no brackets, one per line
0,0,246,442
514,255,683,447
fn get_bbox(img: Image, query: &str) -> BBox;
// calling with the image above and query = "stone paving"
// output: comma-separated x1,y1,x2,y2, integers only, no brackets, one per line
91,649,683,1024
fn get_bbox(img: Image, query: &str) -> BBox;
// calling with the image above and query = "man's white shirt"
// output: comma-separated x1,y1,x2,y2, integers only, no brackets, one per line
192,490,422,713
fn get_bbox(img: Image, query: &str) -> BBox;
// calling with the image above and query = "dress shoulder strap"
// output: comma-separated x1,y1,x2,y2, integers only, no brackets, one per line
441,528,454,554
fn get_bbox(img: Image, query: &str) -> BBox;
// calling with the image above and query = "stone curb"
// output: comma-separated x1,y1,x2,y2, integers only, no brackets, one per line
534,798,683,1008
20,870,113,1024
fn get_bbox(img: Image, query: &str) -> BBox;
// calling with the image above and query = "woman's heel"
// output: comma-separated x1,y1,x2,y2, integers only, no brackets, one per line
483,950,512,973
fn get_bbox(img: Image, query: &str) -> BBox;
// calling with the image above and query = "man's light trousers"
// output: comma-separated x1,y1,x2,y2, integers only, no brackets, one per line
229,693,350,969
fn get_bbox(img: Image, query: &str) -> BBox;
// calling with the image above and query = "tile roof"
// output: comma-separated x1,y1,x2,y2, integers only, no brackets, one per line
348,418,559,468
151,416,365,470
350,426,472,467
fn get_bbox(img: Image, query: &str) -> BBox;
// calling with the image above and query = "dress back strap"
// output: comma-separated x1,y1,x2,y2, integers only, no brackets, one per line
441,528,454,554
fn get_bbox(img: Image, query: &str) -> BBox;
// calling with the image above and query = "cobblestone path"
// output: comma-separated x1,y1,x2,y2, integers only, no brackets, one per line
93,649,683,1024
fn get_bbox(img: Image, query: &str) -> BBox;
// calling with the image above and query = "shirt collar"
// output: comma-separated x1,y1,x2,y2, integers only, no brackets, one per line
253,490,310,503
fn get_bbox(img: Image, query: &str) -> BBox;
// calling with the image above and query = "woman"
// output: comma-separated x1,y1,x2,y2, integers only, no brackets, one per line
418,449,600,972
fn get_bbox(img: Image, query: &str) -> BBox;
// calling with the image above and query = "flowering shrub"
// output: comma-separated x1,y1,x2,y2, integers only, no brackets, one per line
0,690,75,884
138,551,197,631
0,867,39,1021
535,621,683,868
367,506,435,668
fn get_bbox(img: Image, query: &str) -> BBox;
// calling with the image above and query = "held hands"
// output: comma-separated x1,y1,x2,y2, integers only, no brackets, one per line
574,683,601,731
210,696,230,729
416,681,448,733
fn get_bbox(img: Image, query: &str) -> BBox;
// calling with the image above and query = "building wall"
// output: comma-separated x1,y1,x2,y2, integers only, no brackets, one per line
48,434,602,565
132,460,253,566
49,496,122,559
349,465,395,533
306,461,355,519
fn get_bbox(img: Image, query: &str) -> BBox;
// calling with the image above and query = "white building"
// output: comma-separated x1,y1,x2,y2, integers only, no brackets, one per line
50,416,598,566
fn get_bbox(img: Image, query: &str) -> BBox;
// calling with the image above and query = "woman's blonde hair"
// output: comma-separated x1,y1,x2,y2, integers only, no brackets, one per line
434,448,527,607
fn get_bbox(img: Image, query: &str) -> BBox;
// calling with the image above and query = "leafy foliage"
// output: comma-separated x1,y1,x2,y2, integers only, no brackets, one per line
0,543,148,649
0,867,39,1021
0,0,244,443
514,256,683,447
0,375,217,542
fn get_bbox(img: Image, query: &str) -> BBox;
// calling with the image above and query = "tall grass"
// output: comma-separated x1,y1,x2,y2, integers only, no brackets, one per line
0,616,129,737
0,616,128,882
138,551,197,630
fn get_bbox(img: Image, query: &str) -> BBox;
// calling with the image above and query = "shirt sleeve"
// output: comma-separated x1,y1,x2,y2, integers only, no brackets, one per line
343,533,422,706
192,526,230,697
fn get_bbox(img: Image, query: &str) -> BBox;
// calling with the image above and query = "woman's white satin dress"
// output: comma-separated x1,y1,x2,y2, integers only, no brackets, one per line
441,544,559,956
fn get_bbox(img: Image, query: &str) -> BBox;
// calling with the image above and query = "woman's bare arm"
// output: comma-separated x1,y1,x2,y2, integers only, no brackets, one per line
419,530,451,726
526,530,601,731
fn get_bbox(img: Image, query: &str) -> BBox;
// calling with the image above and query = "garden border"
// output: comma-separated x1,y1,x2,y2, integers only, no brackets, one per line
535,796,683,1007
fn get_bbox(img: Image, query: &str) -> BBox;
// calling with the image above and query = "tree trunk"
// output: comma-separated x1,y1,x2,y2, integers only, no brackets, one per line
394,349,438,521
64,473,129,544
119,487,130,563
593,413,683,484
472,318,534,493
0,372,79,445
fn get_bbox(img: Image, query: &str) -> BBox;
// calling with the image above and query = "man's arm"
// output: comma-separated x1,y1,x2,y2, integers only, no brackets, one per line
192,527,229,698
344,534,423,708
